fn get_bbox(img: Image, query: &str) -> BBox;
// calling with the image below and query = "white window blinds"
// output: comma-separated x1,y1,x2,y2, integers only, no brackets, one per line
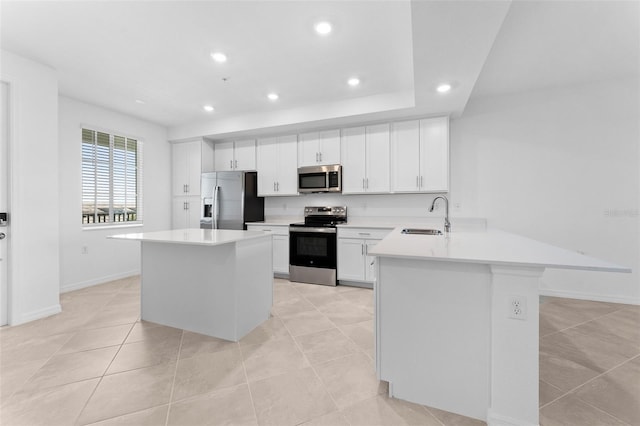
82,128,143,225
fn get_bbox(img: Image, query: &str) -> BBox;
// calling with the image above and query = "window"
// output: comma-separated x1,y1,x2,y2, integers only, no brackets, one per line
82,128,143,225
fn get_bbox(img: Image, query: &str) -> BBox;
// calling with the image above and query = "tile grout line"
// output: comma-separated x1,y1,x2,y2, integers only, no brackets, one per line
163,329,185,426
71,320,137,425
277,295,350,425
238,340,260,425
540,303,630,338
539,352,640,413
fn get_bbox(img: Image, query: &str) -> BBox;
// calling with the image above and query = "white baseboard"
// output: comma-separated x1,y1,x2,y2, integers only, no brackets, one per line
539,288,639,306
13,304,62,325
60,270,140,293
487,409,538,426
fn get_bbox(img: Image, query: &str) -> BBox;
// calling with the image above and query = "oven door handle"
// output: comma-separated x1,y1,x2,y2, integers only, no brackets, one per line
289,226,337,234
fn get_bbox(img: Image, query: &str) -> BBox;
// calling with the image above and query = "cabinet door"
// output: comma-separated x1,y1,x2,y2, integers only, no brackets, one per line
390,120,420,192
172,197,188,229
275,135,298,195
341,127,366,194
337,238,365,281
272,234,290,274
234,139,256,171
420,117,449,192
186,196,201,228
298,132,319,167
256,137,278,196
186,141,202,195
365,124,390,193
172,143,189,195
365,240,380,282
318,129,340,165
214,141,235,171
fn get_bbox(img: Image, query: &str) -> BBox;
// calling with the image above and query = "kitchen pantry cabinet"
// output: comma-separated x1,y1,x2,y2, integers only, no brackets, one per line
298,129,340,167
214,140,256,171
172,140,202,196
391,117,449,193
337,227,392,284
256,135,298,196
246,224,290,275
341,124,390,194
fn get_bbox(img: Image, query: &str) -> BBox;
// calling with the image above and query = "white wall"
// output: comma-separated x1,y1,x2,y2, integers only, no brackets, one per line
451,77,639,304
58,97,171,292
0,50,61,324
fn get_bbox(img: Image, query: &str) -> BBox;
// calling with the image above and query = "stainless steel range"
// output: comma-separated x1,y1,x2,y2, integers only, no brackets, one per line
289,206,347,286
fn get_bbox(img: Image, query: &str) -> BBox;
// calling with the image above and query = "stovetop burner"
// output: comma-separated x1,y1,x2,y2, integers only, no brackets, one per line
290,206,347,228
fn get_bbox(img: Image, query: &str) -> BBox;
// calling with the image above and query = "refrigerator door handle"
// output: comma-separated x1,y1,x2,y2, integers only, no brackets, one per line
213,185,220,229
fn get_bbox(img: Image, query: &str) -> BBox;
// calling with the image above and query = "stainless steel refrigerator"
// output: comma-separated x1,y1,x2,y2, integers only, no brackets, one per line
200,171,264,230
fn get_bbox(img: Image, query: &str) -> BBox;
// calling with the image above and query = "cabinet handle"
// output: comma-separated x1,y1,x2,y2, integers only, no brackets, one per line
361,244,364,255
273,182,276,192
358,232,371,236
186,201,189,210
319,152,322,162
420,176,423,187
186,184,189,193
235,159,238,169
183,184,186,193
276,182,280,191
315,152,319,162
230,160,233,169
366,178,369,189
362,178,365,189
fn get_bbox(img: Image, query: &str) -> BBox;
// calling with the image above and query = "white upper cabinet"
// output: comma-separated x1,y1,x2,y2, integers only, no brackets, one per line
298,129,340,167
172,140,201,196
341,124,390,194
256,135,298,196
390,117,449,193
214,140,256,171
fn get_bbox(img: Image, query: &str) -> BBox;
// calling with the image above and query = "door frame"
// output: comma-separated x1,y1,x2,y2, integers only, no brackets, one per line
0,77,16,326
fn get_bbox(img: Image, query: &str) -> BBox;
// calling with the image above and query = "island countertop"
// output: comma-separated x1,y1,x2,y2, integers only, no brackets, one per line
109,228,271,247
368,227,631,273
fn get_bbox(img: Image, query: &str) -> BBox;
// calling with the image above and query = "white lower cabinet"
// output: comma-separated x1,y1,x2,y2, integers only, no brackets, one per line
172,196,201,229
337,227,392,283
246,224,289,275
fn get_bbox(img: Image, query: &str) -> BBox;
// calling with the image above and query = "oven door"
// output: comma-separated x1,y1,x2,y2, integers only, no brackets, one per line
289,227,337,269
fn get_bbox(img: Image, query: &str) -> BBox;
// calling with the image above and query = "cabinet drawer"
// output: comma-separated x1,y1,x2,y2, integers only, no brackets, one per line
246,224,289,236
338,227,392,240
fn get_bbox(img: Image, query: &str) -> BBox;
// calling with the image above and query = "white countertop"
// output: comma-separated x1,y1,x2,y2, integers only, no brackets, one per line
109,228,271,247
368,227,631,273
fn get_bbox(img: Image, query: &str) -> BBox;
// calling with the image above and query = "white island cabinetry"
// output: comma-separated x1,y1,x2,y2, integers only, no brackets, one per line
369,228,630,425
110,229,273,342
246,224,290,276
337,227,392,286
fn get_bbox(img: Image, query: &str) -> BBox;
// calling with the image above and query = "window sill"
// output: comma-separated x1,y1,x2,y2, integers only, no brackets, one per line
82,223,144,232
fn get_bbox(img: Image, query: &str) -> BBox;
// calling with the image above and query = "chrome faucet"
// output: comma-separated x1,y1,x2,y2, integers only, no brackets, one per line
429,196,451,234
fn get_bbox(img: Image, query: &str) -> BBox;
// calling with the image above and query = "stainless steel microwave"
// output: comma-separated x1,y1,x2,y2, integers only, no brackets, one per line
297,164,342,193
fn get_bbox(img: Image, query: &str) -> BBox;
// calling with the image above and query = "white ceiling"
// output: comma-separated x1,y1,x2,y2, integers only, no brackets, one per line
1,0,638,138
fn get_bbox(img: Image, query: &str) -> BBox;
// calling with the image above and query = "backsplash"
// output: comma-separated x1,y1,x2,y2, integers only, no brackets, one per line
265,193,451,219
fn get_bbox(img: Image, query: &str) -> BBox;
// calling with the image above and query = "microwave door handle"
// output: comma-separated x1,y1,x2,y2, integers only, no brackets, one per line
213,186,220,229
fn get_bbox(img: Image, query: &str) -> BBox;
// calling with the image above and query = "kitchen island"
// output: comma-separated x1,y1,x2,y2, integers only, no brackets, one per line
368,228,630,426
109,228,273,341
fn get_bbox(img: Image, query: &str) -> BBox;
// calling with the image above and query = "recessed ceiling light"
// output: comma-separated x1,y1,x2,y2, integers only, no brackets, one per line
436,83,452,93
135,99,145,104
315,21,332,35
211,52,227,63
203,105,215,112
267,93,279,101
348,77,360,87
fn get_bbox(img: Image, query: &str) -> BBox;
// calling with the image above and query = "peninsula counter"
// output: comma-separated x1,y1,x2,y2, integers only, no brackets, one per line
368,227,630,426
109,228,273,342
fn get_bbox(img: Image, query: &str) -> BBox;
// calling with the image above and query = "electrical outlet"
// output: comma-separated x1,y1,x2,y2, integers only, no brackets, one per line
81,246,88,255
508,295,527,320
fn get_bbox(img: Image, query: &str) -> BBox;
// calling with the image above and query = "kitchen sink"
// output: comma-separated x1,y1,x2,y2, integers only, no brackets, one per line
401,228,443,235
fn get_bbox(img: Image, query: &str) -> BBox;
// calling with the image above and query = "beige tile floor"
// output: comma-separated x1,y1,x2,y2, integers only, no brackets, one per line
0,276,638,426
